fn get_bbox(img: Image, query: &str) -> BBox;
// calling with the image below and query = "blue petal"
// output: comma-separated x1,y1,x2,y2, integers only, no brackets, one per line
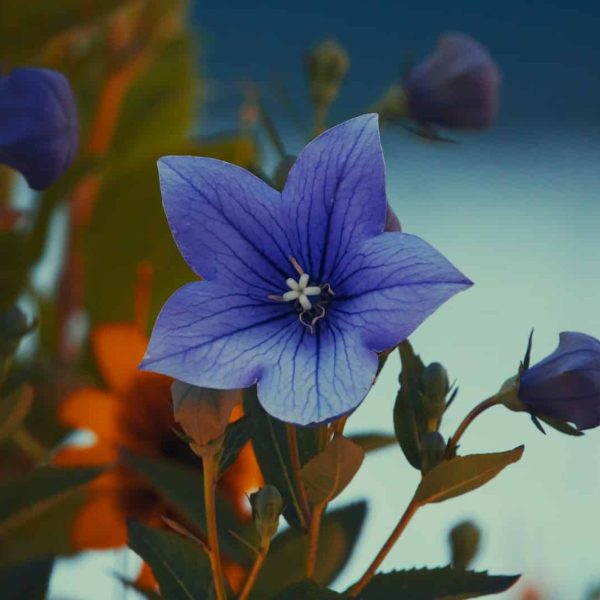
158,156,293,293
331,232,472,351
141,281,296,388
258,320,378,425
282,114,387,282
0,68,78,190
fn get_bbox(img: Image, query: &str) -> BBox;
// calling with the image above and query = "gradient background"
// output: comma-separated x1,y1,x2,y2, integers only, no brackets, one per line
51,0,600,597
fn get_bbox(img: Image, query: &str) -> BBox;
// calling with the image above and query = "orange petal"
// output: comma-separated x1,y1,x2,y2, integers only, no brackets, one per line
220,442,263,519
135,561,158,591
70,491,128,550
92,323,149,396
58,388,126,445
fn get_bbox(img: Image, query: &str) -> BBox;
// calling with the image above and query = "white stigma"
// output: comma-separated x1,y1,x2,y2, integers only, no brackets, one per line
281,273,321,310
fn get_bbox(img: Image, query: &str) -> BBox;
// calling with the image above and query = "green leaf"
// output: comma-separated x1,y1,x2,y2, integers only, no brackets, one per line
219,416,252,476
253,501,367,597
0,487,87,565
272,580,344,599
414,447,524,505
123,451,252,565
0,466,101,535
244,387,321,530
393,341,426,470
300,435,364,505
348,432,396,454
0,0,123,65
127,521,211,600
0,385,33,444
0,557,54,600
356,566,520,599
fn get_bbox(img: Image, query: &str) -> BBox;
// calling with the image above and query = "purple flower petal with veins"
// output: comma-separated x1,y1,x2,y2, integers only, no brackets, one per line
0,68,78,190
141,114,472,425
520,332,600,430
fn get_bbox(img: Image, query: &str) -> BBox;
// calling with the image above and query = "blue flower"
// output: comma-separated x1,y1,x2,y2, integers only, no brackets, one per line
405,33,500,130
519,332,600,430
141,115,471,425
0,68,78,190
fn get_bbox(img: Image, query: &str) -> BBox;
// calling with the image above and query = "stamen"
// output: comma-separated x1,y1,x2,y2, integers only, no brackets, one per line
290,256,304,276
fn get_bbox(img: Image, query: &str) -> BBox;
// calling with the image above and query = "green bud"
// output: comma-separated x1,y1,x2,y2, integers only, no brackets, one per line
449,520,481,570
304,40,349,111
419,431,446,474
171,381,241,457
421,362,449,430
250,484,283,545
497,374,525,412
371,84,408,124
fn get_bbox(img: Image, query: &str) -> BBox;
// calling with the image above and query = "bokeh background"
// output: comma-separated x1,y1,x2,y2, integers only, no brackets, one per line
1,0,598,598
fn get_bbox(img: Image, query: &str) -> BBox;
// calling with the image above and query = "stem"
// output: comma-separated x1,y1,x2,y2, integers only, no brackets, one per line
313,104,328,137
347,497,420,597
11,426,48,463
286,424,311,528
445,394,502,458
305,501,325,579
238,540,270,600
202,455,227,600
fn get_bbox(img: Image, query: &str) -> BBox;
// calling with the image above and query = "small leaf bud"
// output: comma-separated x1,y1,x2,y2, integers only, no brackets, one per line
250,484,283,545
449,519,481,570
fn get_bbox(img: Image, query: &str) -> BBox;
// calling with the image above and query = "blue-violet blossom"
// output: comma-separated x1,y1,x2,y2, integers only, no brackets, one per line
141,114,471,425
518,332,600,430
405,33,500,130
0,68,78,190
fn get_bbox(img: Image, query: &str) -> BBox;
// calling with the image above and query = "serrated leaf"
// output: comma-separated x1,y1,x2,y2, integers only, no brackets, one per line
394,341,426,470
127,521,211,600
244,387,321,530
219,416,252,475
348,432,396,454
300,435,364,506
253,501,367,598
272,580,344,599
0,466,101,535
0,557,54,600
123,451,252,565
0,385,33,444
356,566,519,599
414,447,524,505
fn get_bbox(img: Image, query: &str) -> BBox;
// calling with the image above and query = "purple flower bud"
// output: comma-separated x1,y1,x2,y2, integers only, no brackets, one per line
405,33,501,130
0,68,79,190
519,332,600,430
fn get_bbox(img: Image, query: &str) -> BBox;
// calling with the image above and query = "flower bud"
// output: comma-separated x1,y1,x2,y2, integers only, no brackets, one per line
404,33,500,130
449,520,481,570
304,40,349,111
421,362,449,428
0,68,79,190
419,431,446,474
512,332,600,431
171,381,242,457
250,484,282,545
371,84,408,124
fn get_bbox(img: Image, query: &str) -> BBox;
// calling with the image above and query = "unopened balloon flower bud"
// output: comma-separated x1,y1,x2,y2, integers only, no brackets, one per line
305,40,349,110
449,520,481,570
171,381,241,457
420,431,446,474
250,484,282,545
371,84,408,124
421,362,449,428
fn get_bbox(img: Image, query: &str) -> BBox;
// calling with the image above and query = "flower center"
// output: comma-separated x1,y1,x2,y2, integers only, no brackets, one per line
269,258,334,332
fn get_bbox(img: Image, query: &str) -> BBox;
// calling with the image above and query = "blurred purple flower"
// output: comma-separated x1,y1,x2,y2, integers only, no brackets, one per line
520,332,600,430
141,114,471,425
0,68,78,190
405,33,501,130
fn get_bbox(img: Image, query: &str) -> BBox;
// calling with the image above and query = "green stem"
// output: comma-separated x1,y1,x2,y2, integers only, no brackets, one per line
202,454,227,600
238,540,270,600
445,394,503,458
305,501,325,579
11,426,48,462
286,424,311,528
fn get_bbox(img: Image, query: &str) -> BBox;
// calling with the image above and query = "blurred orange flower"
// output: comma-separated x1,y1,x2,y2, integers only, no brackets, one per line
54,322,262,588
